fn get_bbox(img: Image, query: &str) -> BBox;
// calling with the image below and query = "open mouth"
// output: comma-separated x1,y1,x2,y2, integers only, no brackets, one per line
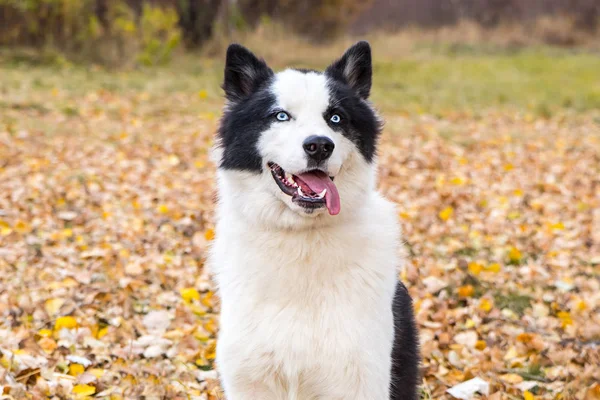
268,162,341,215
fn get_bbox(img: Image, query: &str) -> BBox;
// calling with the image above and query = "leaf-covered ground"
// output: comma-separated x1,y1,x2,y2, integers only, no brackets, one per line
0,52,599,399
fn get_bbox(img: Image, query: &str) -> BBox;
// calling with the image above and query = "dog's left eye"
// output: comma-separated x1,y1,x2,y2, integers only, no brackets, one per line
330,114,341,124
276,111,290,122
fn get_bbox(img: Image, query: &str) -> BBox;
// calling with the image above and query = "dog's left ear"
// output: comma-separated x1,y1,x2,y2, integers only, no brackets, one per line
223,43,273,102
326,41,372,99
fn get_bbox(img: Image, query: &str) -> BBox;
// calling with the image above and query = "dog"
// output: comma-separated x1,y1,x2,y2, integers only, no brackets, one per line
208,41,419,400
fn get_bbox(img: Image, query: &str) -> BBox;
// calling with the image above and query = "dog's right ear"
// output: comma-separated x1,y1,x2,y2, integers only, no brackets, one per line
223,44,273,102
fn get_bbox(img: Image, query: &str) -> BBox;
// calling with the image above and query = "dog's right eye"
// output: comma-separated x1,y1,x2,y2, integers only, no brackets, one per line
275,111,290,122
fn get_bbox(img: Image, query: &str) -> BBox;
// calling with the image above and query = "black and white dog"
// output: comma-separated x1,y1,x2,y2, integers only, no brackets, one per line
208,42,419,400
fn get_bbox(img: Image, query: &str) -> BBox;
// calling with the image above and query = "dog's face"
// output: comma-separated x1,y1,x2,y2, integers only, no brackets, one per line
215,42,382,229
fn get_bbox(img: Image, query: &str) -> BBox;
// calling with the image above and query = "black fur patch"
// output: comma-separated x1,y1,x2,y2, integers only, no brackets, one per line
390,282,420,400
326,41,372,100
324,41,380,163
218,85,276,172
324,77,381,163
219,44,276,172
223,43,274,102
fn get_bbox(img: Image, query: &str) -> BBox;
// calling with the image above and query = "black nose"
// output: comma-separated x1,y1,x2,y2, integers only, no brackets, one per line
303,135,335,163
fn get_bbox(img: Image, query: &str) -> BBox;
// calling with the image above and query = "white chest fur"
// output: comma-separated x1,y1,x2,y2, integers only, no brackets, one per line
209,192,401,400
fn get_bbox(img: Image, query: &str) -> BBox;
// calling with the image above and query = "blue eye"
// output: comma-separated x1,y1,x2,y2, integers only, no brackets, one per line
276,111,290,121
330,114,341,124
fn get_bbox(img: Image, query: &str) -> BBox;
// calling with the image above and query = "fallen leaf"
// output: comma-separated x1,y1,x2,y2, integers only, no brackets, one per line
447,377,490,399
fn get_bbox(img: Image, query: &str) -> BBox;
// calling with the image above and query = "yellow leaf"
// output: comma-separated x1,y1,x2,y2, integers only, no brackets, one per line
204,340,216,360
458,285,474,298
194,326,210,342
504,163,514,171
508,211,521,220
577,300,588,312
45,298,65,317
513,188,524,197
203,317,218,334
475,340,487,350
450,176,466,185
198,90,208,99
72,384,95,396
399,211,411,220
62,228,73,238
557,311,572,328
439,206,454,221
468,262,483,275
14,220,31,234
0,219,12,236
69,363,85,376
96,326,109,339
189,304,207,316
479,298,493,312
550,222,565,230
157,204,169,214
508,246,522,263
54,316,78,331
180,287,200,303
38,329,52,338
89,368,105,378
485,263,502,273
204,228,215,241
524,391,536,400
201,291,214,308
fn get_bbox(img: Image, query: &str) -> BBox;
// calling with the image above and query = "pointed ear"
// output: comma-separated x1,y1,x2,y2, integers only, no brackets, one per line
223,44,273,102
326,41,372,99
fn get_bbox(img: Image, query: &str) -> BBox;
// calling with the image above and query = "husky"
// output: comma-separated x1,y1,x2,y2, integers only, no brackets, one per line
208,41,419,400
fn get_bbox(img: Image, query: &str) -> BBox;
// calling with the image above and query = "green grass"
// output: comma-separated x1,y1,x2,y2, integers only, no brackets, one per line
493,292,534,316
1,45,599,117
371,48,600,114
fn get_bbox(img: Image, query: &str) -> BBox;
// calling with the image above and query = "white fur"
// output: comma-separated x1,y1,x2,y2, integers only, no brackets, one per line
209,69,401,399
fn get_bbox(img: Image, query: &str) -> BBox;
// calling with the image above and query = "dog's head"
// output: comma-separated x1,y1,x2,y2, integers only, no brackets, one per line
214,42,382,229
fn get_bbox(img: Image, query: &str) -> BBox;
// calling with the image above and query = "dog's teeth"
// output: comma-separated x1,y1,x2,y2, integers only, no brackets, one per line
298,187,305,197
317,189,327,199
284,172,295,186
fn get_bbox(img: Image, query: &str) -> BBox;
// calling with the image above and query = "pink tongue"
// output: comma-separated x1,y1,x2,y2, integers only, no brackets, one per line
295,171,341,215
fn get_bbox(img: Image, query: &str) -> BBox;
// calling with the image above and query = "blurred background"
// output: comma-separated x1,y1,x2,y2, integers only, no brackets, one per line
1,1,599,399
1,0,599,66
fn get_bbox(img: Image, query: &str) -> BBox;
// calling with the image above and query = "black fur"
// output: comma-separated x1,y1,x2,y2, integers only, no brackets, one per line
223,43,274,103
326,41,373,100
219,86,276,172
219,44,276,171
324,41,381,163
390,282,420,400
324,77,381,163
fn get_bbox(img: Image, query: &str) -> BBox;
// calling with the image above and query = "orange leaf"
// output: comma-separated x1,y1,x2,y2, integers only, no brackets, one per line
458,285,474,298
